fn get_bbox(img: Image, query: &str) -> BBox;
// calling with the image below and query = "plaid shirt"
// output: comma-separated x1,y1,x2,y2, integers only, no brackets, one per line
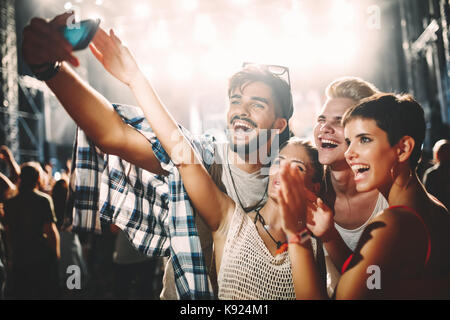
70,103,215,299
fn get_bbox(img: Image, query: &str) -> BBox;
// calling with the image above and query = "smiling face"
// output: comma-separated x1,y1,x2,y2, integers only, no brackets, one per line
268,142,318,200
227,81,286,154
313,98,357,167
344,118,397,193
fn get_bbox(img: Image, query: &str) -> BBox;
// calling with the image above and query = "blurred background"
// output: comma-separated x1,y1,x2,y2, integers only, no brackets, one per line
1,0,450,178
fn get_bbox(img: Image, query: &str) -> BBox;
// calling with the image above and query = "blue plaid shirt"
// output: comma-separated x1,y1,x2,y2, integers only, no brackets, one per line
71,103,215,299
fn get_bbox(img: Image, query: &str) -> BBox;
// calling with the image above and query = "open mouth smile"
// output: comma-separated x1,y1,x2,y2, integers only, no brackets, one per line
230,117,257,135
350,164,371,181
320,138,339,149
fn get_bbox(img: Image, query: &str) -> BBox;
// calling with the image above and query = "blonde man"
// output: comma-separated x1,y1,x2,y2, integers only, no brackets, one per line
312,77,389,297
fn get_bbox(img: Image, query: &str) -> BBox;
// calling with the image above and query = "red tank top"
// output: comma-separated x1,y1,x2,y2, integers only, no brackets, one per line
341,205,431,274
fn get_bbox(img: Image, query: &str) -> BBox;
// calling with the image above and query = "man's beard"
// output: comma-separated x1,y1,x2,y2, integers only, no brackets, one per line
227,129,280,171
228,131,266,156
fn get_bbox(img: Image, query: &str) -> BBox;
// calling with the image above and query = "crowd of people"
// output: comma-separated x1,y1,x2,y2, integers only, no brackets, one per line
0,146,163,299
1,11,449,299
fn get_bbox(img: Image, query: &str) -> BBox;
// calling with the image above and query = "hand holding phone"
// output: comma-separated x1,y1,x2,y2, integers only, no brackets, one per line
59,18,101,51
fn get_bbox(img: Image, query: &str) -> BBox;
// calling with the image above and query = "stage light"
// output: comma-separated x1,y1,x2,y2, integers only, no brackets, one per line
316,31,359,68
231,0,251,6
194,14,217,45
235,19,267,46
152,20,171,49
133,2,151,19
181,0,198,11
331,0,355,26
234,20,285,63
199,49,237,79
167,53,194,81
54,172,61,181
95,0,103,5
64,2,72,10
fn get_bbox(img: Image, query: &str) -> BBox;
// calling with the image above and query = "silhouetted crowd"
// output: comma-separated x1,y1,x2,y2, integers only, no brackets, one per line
0,145,164,299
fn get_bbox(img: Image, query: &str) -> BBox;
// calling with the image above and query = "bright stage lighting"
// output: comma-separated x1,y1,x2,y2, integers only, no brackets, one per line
198,49,238,79
64,2,72,10
234,20,271,60
315,31,359,68
331,0,355,26
231,0,251,6
152,20,171,49
167,53,194,81
133,2,151,19
194,14,217,45
181,0,198,11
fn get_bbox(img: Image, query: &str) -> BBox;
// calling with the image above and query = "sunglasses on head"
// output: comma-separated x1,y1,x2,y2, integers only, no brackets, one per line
241,62,293,118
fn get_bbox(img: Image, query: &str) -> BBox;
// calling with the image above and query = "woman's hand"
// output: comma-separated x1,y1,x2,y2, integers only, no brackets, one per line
89,28,140,86
306,196,335,242
277,161,334,240
277,162,309,237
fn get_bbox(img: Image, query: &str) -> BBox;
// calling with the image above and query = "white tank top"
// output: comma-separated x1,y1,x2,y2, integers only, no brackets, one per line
324,193,389,297
217,206,295,300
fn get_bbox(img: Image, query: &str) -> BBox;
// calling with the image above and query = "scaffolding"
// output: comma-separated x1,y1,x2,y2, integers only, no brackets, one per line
0,0,19,162
399,0,450,146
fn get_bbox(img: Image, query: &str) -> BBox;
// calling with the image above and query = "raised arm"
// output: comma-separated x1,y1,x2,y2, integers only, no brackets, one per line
277,163,328,299
0,146,21,184
90,28,234,231
22,13,163,175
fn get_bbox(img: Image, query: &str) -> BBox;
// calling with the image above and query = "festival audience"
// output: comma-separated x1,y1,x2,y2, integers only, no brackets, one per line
279,93,450,299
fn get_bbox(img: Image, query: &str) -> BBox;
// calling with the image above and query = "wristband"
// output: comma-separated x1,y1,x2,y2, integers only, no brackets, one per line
287,228,311,245
29,61,62,81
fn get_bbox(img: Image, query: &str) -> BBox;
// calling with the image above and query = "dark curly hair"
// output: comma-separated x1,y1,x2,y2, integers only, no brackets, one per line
228,66,293,146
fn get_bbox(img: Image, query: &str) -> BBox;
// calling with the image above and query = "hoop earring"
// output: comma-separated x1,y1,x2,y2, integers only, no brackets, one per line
391,165,413,188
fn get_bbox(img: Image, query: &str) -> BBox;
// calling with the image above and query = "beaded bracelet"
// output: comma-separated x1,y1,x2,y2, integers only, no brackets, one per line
287,228,311,245
29,61,62,81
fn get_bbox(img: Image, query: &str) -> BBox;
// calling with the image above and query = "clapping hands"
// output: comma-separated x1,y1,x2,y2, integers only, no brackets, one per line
277,162,334,240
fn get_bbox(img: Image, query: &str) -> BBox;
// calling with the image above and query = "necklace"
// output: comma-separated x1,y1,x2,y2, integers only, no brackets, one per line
253,209,286,250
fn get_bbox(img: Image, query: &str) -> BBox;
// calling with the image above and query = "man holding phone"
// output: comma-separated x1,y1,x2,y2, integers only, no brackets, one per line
21,12,293,299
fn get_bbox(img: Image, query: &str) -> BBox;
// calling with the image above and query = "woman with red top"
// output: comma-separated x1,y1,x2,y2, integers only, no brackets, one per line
279,93,450,299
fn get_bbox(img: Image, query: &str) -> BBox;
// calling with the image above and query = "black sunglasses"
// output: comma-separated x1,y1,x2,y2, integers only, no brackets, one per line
242,62,291,89
241,62,293,118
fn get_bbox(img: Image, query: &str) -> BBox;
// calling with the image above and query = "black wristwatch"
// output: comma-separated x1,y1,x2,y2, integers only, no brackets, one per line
29,61,62,81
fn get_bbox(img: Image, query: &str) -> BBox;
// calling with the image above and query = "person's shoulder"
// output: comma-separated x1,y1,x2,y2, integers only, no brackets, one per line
424,164,440,177
33,189,53,203
356,206,428,269
374,206,419,224
4,193,21,207
370,205,435,251
365,206,421,239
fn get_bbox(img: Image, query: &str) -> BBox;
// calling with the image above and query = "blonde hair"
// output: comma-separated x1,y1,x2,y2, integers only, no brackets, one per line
326,77,379,102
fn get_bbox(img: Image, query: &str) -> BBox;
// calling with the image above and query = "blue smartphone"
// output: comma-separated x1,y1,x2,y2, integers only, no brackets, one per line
59,18,100,51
